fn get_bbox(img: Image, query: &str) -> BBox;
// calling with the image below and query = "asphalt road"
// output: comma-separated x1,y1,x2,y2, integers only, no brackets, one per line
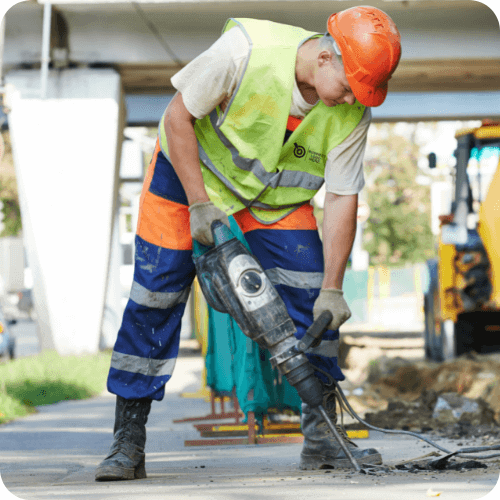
1,352,500,500
1,298,499,499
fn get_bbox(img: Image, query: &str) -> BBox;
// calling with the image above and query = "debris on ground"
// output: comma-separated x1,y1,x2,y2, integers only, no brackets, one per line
432,393,492,423
360,389,500,440
395,457,488,472
341,348,500,440
426,488,443,497
357,455,488,476
368,353,500,413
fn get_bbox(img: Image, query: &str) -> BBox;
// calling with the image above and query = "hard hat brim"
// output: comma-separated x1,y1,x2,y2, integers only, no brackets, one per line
349,78,388,108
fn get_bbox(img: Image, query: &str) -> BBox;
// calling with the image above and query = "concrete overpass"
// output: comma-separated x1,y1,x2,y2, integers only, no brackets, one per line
0,0,499,355
2,0,500,122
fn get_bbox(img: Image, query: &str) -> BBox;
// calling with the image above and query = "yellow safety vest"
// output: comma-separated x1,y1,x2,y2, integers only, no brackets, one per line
159,18,365,223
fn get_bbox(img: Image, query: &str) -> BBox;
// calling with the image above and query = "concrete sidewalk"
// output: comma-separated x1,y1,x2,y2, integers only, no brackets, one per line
1,352,499,500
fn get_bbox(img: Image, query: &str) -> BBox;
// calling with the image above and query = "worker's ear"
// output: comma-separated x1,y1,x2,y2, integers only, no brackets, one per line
317,50,333,68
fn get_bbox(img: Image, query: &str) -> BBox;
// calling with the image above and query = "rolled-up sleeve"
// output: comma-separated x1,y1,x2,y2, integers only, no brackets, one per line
171,28,249,120
324,107,372,195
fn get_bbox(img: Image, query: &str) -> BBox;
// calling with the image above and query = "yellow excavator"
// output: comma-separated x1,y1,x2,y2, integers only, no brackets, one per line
424,120,500,361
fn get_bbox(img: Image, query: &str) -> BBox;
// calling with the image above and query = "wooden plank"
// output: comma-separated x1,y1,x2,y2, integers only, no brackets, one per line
185,430,368,447
257,434,304,444
184,438,249,447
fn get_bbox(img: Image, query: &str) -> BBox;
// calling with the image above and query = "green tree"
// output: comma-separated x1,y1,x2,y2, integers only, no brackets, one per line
0,190,22,237
363,123,435,266
0,131,22,237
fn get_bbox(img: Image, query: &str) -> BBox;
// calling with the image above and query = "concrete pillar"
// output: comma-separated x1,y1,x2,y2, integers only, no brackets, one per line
100,205,122,350
5,68,125,355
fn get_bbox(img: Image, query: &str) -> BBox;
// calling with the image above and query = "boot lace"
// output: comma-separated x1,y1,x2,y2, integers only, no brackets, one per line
315,366,356,446
115,399,149,445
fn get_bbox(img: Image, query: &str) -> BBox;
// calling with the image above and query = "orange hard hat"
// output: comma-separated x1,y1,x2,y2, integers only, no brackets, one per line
327,6,401,107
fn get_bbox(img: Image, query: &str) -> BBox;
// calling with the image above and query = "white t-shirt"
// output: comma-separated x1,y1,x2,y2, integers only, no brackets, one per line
171,26,371,195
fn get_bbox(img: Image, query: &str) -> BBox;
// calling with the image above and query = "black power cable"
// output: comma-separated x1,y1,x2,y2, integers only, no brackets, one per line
333,379,500,461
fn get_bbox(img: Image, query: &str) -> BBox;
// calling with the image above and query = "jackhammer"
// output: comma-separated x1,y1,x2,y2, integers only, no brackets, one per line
193,221,362,471
193,221,500,473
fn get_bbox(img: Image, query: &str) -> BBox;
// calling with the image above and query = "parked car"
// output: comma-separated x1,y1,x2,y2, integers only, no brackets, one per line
0,304,16,361
17,288,34,319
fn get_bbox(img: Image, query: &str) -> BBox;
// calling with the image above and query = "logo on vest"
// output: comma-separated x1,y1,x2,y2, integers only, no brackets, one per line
308,149,326,164
293,142,306,158
293,143,326,164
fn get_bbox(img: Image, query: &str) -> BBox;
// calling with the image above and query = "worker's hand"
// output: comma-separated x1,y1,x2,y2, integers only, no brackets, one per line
313,288,351,331
189,201,230,246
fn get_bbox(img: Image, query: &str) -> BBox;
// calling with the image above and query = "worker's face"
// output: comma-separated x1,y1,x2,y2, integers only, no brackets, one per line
315,51,356,107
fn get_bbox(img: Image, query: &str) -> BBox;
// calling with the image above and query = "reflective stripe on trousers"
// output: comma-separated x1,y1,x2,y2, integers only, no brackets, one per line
107,147,343,401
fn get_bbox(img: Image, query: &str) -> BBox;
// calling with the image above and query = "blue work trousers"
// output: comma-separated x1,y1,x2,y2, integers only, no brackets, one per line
107,142,344,401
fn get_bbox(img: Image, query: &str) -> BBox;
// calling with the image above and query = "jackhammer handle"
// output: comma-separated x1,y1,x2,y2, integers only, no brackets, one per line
296,310,333,352
311,310,333,336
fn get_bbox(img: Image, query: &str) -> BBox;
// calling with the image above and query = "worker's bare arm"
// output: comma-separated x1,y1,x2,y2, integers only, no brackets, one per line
322,192,358,290
164,92,210,205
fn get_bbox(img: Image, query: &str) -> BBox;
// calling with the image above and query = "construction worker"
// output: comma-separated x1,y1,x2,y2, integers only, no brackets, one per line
95,6,401,481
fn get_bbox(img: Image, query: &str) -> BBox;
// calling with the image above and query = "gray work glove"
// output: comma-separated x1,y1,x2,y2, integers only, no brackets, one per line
188,201,230,246
313,288,351,331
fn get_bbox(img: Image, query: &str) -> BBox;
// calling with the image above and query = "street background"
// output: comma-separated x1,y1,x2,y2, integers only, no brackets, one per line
1,0,500,499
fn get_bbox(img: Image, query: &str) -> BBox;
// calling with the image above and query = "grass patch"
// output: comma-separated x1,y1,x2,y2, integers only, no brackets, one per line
0,350,112,424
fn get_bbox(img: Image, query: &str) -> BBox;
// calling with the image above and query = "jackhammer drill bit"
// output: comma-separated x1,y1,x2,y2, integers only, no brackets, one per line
318,406,362,472
193,221,361,471
291,313,362,472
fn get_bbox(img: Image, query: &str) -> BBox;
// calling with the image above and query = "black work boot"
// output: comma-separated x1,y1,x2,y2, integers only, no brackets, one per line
300,383,382,470
95,396,152,481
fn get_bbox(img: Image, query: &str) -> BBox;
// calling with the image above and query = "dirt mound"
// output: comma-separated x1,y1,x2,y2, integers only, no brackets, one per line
362,389,499,438
368,353,500,419
351,352,500,439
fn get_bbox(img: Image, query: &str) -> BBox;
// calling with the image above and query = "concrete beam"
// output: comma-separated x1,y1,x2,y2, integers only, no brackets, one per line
122,91,500,126
125,94,172,126
3,1,500,67
371,91,500,122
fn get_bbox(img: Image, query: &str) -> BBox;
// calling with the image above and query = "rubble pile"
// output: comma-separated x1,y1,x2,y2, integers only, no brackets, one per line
348,352,500,439
362,389,500,439
395,457,488,473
